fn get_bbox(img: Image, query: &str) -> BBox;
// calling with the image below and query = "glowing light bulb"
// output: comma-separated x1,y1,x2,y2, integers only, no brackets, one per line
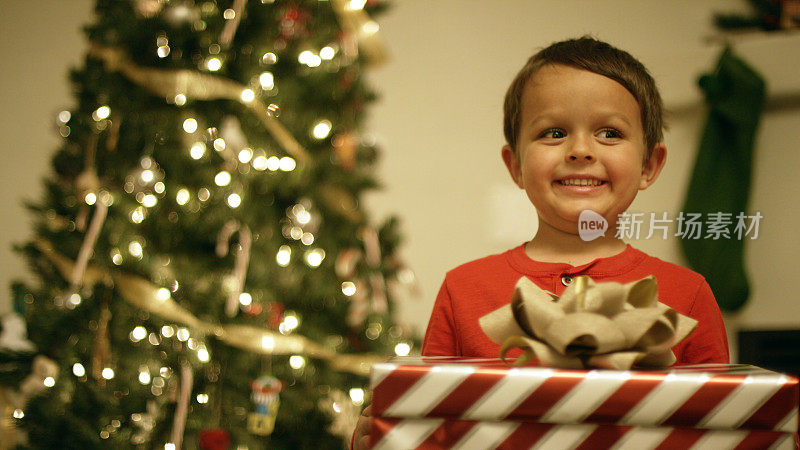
223,8,236,19
142,194,158,208
320,46,335,60
139,370,151,385
161,326,175,338
58,110,71,123
128,241,143,258
279,157,296,171
197,346,210,362
174,94,186,105
262,335,274,350
213,138,226,151
154,181,165,194
196,393,209,404
261,52,277,64
298,50,314,65
206,57,222,71
165,444,176,450
349,0,367,10
72,363,86,377
157,45,170,58
362,21,379,35
156,288,171,301
252,155,268,170
266,156,281,171
43,376,55,387
312,120,332,139
289,355,305,369
214,171,231,186
239,292,252,306
259,72,274,90
305,248,325,267
68,293,82,307
130,207,145,224
349,388,365,405
394,342,411,356
190,142,206,159
102,368,115,380
276,245,291,266
341,281,356,296
238,148,253,163
84,192,97,205
176,188,190,205
13,409,24,419
94,106,111,120
131,326,147,342
183,118,198,133
176,328,190,341
226,193,241,208
241,88,255,103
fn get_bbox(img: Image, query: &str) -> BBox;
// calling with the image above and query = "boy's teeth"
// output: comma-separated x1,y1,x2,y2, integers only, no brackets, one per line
560,179,603,186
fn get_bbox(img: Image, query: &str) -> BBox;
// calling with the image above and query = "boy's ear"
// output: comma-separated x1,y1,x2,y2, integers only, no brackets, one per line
501,145,524,188
639,143,667,190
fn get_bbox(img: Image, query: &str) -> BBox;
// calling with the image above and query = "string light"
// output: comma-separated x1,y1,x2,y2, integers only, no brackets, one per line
349,388,365,405
259,72,274,90
361,21,380,35
266,156,281,171
139,368,151,385
349,0,367,10
261,336,274,351
213,138,226,151
279,313,299,334
128,241,144,258
252,155,268,170
183,118,198,133
261,52,277,64
142,194,158,208
196,393,209,404
154,181,165,194
276,245,291,266
13,409,24,419
72,363,86,377
312,120,332,139
131,206,145,224
176,188,190,205
394,342,411,356
320,46,336,60
238,148,253,163
206,57,222,71
176,328,190,341
198,188,210,202
93,106,111,121
300,232,314,246
279,156,296,171
289,355,305,369
189,142,206,159
214,171,231,186
223,8,236,19
57,110,71,123
241,88,255,103
226,193,242,208
174,94,187,105
68,293,82,307
157,45,170,58
341,281,356,296
131,326,147,342
197,345,210,362
165,444,176,450
102,368,115,380
161,326,175,338
156,288,171,301
44,376,55,387
305,248,325,267
84,192,97,205
239,292,252,306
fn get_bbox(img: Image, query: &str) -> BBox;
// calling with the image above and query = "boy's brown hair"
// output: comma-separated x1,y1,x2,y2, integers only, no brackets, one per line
503,36,665,162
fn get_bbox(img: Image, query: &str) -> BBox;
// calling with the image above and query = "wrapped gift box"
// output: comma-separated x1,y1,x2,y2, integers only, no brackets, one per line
369,357,799,449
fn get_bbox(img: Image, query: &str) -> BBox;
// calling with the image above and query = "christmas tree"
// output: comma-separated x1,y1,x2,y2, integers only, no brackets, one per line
13,0,414,448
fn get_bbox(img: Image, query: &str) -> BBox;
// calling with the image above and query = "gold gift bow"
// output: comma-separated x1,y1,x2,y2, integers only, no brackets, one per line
86,44,310,165
330,0,388,67
34,240,382,376
479,276,698,370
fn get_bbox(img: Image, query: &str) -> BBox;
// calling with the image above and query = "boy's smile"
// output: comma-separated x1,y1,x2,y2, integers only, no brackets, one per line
502,63,665,237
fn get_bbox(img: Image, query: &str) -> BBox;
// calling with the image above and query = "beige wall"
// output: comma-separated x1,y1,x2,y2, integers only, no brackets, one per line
2,1,799,361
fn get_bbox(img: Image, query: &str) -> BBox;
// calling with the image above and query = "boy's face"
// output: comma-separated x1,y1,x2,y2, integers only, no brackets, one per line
502,64,665,235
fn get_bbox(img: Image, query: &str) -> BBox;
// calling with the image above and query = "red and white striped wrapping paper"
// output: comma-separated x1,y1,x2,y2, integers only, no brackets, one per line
370,417,798,450
370,358,799,433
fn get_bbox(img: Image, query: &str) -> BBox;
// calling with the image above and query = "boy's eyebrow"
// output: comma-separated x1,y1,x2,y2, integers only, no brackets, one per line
525,112,635,128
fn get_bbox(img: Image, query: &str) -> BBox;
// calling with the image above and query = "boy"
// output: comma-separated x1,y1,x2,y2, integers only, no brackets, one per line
353,36,728,449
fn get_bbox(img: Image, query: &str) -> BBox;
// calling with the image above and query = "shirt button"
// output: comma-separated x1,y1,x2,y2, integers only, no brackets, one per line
561,275,573,286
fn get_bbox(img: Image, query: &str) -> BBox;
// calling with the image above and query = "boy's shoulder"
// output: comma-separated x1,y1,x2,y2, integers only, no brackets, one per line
444,247,518,281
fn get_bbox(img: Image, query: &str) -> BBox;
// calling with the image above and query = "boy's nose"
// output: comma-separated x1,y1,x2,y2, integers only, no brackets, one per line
565,137,595,162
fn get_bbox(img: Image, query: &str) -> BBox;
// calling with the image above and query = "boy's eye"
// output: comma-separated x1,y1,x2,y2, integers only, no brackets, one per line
541,129,565,139
599,128,622,139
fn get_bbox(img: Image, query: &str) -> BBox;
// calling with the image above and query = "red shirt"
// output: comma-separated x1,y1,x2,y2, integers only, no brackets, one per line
421,244,729,364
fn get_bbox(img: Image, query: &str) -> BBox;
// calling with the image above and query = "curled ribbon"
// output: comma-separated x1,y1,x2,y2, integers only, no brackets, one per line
479,276,698,370
87,44,310,164
34,240,382,376
216,221,252,318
